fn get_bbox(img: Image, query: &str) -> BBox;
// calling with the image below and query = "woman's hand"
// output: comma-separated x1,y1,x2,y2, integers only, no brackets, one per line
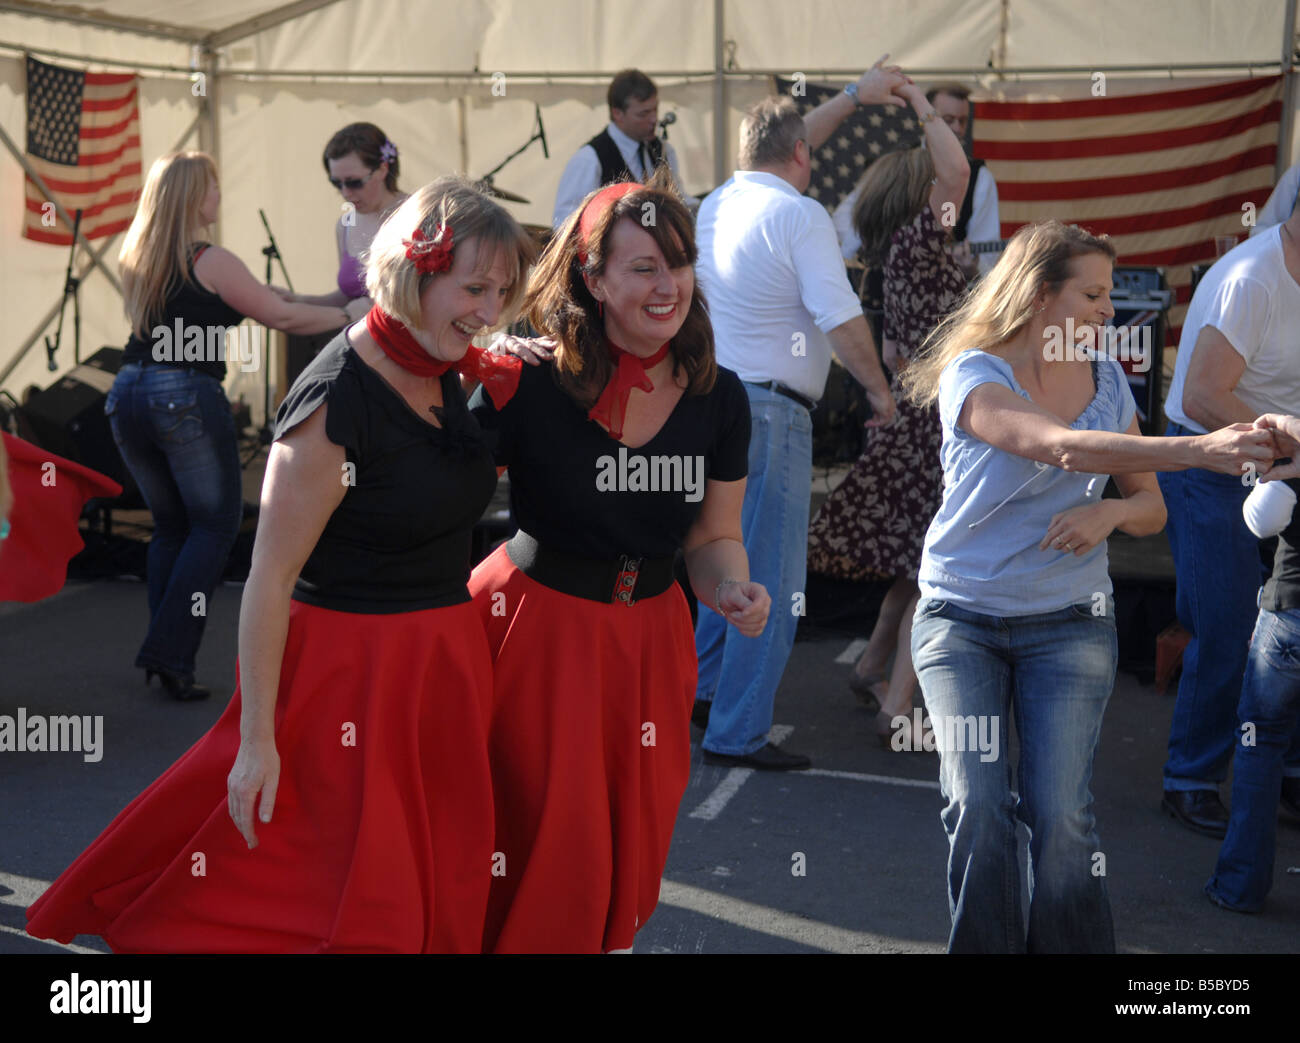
717,579,771,637
270,285,295,302
227,735,280,849
1254,414,1300,480
487,332,556,365
1191,423,1277,477
1039,500,1122,556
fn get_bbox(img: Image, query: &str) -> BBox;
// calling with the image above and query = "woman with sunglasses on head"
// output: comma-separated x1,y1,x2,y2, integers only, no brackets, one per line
280,123,407,321
468,171,770,953
900,219,1277,953
105,151,348,702
28,177,536,953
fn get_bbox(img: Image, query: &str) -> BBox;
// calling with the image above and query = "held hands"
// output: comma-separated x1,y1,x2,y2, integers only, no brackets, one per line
856,54,911,108
487,332,557,365
864,385,897,428
1040,500,1122,556
1253,414,1300,481
716,579,771,638
227,737,280,849
270,285,295,302
1193,423,1278,477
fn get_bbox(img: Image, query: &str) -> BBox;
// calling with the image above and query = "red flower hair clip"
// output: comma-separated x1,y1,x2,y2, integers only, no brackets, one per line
404,223,454,274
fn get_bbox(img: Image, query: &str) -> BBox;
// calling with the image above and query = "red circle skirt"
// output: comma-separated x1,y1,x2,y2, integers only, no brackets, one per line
26,598,495,953
469,542,697,954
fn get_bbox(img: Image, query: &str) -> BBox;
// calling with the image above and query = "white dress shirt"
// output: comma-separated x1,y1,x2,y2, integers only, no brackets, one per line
696,170,863,403
552,122,685,228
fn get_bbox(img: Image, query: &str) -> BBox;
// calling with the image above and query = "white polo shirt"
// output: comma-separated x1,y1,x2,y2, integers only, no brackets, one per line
1165,225,1300,431
696,170,863,403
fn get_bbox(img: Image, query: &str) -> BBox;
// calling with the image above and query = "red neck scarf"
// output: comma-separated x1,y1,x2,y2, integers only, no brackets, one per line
588,338,671,440
364,307,522,409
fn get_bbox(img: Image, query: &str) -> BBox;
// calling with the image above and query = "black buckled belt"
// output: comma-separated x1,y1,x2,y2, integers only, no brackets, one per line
506,530,676,607
746,380,817,412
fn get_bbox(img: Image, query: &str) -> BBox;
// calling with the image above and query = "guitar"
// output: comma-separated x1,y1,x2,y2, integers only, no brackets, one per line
966,239,1008,255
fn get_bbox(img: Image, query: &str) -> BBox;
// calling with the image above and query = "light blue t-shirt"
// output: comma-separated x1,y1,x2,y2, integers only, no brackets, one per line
918,350,1138,615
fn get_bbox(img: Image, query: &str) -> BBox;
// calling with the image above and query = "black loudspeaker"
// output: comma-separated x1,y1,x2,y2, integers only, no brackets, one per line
285,328,342,393
1110,266,1172,435
22,346,138,503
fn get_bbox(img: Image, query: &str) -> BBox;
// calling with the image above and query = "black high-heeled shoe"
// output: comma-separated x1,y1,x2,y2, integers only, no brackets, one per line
144,667,211,702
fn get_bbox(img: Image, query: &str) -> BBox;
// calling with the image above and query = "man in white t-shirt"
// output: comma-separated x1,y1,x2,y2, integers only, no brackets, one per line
1159,199,1300,836
693,81,900,771
1248,162,1300,237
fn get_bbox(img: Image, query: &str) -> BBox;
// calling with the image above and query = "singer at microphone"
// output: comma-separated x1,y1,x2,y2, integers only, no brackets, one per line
551,68,696,229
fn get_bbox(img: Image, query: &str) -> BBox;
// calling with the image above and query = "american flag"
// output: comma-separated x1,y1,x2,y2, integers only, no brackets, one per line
23,55,142,245
775,75,923,213
975,76,1283,347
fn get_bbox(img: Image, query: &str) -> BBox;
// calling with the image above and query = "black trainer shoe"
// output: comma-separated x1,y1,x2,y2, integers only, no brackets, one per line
702,742,811,771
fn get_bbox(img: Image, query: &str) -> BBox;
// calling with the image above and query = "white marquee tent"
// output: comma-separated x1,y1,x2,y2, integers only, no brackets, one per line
1,0,1297,417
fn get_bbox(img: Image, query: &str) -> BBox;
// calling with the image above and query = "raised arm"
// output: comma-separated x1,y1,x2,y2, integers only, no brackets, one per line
195,246,349,334
683,477,769,636
227,405,348,848
959,380,1276,475
804,55,909,151
895,82,970,226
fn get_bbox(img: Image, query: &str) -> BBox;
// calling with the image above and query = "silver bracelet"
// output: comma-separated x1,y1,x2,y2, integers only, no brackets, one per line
715,577,741,615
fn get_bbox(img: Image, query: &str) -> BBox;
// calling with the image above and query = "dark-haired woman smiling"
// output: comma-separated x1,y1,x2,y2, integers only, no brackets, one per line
470,173,770,953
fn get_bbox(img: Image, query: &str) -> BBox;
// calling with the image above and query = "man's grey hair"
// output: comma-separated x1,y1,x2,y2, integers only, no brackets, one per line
738,96,806,170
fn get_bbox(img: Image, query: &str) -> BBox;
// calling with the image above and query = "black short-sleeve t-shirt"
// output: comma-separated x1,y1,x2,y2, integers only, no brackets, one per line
272,333,498,613
470,358,751,559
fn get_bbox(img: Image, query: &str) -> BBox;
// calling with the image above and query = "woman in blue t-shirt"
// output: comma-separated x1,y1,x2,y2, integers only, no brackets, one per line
898,220,1277,953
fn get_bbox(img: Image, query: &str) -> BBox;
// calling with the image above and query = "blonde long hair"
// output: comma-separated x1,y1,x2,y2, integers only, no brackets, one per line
119,151,217,337
899,220,1117,407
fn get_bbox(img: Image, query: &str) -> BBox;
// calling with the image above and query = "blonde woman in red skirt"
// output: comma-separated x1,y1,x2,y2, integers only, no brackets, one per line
470,173,771,953
27,177,535,952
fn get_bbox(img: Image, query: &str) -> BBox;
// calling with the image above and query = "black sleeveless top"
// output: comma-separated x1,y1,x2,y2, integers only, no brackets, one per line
272,332,498,614
121,243,246,381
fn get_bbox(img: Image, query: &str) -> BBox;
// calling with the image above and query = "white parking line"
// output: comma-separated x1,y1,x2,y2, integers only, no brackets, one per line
804,768,941,791
0,870,101,953
690,724,793,821
834,639,869,665
658,879,934,953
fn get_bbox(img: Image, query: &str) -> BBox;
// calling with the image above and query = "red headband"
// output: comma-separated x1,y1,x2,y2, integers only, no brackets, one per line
576,181,641,265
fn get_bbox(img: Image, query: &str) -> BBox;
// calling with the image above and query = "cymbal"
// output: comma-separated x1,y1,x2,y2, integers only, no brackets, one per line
479,181,530,204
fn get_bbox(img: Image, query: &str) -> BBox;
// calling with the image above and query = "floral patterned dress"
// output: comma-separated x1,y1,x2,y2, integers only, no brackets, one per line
807,205,967,581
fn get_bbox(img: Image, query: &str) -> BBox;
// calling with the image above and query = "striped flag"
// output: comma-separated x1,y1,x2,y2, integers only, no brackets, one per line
974,76,1283,347
23,55,142,245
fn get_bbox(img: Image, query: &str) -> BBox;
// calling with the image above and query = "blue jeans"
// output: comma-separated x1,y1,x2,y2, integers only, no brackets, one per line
1157,433,1300,789
695,384,812,755
105,363,242,679
1206,607,1300,911
911,597,1117,953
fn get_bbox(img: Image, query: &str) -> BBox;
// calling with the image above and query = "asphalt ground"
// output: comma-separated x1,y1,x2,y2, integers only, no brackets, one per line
1,576,1296,957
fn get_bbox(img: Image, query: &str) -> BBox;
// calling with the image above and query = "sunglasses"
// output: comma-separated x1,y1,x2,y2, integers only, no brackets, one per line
328,168,379,192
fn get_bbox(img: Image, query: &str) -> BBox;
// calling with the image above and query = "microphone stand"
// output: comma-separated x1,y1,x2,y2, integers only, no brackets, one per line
479,103,549,186
45,208,83,371
257,209,293,447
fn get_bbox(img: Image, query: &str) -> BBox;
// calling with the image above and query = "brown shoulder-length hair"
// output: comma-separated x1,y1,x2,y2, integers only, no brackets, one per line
523,167,716,408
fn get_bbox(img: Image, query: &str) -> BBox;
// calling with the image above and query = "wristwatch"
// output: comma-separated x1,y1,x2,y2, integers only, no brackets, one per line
843,82,861,106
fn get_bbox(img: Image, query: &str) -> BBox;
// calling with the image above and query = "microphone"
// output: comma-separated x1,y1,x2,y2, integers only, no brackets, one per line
658,112,677,130
535,103,549,159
